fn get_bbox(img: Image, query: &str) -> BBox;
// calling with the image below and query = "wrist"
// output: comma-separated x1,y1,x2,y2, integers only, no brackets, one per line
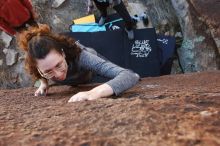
89,88,102,99
40,78,48,88
90,84,114,98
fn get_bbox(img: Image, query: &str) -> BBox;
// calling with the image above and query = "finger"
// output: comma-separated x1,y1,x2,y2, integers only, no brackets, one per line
88,97,94,101
80,95,88,101
34,90,40,96
40,89,46,96
68,99,72,102
68,98,77,102
87,96,97,101
68,97,76,102
43,88,48,96
68,95,85,102
45,89,48,95
34,92,38,96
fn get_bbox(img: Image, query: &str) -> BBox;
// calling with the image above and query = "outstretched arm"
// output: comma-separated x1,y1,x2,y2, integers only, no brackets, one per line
68,49,140,102
35,78,49,96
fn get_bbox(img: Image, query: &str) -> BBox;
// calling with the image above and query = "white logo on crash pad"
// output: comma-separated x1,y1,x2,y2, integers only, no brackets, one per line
157,38,168,44
111,25,120,30
131,40,152,58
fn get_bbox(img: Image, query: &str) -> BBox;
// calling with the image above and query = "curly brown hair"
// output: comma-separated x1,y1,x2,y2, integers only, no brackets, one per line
17,24,81,81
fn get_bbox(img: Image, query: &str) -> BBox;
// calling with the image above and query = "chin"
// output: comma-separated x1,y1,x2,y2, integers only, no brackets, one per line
60,75,66,81
56,73,67,81
56,77,65,81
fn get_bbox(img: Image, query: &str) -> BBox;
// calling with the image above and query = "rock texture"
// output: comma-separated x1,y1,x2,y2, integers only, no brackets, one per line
0,32,12,48
138,0,179,35
3,49,18,66
190,0,220,56
0,71,220,146
171,0,220,72
0,0,219,88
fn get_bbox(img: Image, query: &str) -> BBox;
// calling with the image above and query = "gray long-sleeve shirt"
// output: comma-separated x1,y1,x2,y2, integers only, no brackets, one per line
54,49,140,96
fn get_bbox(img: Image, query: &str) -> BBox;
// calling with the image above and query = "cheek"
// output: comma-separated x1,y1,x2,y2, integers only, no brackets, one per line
63,65,68,76
65,62,68,72
65,65,68,73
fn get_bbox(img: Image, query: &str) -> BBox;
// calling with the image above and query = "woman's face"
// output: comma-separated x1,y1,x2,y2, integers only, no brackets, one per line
36,50,68,81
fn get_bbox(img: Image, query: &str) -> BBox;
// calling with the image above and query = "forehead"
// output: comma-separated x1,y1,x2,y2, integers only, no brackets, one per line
36,50,63,71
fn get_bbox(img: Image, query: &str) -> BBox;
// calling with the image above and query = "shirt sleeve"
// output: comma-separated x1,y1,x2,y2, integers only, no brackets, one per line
78,50,140,95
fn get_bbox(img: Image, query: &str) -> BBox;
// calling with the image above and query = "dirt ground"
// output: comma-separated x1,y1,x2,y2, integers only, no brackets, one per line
0,71,220,146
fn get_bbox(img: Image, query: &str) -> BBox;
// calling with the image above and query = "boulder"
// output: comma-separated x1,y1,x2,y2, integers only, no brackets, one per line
171,0,220,72
190,0,220,54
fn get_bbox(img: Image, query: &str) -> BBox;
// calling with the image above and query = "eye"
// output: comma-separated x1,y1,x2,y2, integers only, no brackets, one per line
56,62,63,69
44,70,53,75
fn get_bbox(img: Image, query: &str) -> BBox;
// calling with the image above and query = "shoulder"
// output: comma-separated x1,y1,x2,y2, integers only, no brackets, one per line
78,49,108,69
79,49,99,62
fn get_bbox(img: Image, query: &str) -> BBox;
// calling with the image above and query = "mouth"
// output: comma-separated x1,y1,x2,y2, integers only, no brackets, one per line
60,73,67,80
55,71,67,81
57,76,65,81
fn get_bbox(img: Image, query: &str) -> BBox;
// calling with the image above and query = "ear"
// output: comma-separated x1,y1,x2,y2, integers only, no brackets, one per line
61,50,66,58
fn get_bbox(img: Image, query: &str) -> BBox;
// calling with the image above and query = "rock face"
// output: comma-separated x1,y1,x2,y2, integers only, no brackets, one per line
171,0,220,72
190,0,220,54
32,0,87,32
3,49,18,66
0,32,12,48
0,0,219,88
0,71,220,145
138,0,179,35
52,0,66,8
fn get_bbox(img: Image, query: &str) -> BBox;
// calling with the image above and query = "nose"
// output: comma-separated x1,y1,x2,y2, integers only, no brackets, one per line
53,70,64,79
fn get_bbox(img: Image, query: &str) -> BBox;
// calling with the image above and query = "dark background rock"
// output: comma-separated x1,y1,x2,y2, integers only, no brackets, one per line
190,0,220,54
171,0,220,72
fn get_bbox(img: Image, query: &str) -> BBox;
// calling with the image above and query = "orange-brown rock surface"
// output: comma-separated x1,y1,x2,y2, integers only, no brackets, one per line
0,71,220,146
190,0,220,37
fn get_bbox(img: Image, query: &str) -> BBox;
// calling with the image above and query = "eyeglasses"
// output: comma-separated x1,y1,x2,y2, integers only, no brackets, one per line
37,59,67,79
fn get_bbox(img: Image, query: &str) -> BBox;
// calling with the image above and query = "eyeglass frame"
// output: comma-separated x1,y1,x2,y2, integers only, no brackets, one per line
37,52,67,79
